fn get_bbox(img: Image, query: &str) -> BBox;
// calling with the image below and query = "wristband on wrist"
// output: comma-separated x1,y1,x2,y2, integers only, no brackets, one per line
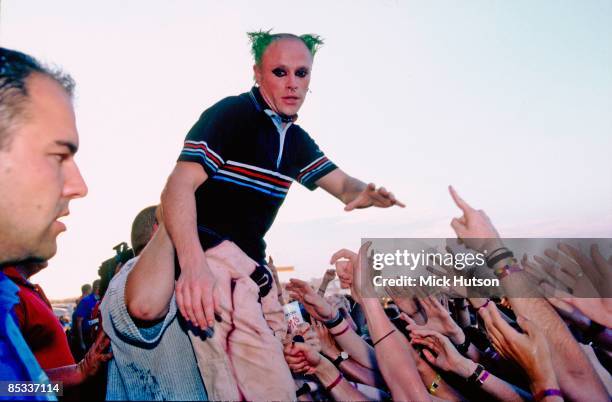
428,374,441,394
477,370,490,385
324,310,343,329
533,388,562,401
487,250,515,268
330,323,350,337
325,372,343,393
373,329,396,346
453,332,470,355
487,247,508,259
467,363,485,384
494,262,522,279
475,299,490,311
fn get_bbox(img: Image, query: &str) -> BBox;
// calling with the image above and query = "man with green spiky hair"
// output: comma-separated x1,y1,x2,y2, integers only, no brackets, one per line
159,30,404,400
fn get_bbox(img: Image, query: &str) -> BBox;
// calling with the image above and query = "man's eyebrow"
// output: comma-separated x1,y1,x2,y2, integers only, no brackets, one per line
55,140,78,155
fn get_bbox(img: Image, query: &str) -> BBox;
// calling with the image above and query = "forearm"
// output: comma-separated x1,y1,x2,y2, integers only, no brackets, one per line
314,359,372,401
338,175,366,205
361,298,431,401
160,170,204,267
126,224,175,321
338,359,385,388
332,321,378,370
504,273,607,401
45,364,84,387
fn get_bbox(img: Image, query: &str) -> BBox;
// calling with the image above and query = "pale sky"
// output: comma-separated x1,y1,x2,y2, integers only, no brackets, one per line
1,0,611,299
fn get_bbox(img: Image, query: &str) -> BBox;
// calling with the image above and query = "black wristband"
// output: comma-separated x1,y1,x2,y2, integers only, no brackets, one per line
486,251,514,268
453,333,470,355
467,363,484,384
324,310,343,329
250,264,273,297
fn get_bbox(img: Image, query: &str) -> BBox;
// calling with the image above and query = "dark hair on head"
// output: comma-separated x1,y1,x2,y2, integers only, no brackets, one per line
247,30,324,65
0,47,75,150
131,205,158,256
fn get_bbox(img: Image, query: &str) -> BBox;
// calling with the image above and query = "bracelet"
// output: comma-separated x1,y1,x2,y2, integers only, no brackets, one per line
533,388,562,401
494,263,522,279
324,310,343,329
475,299,490,311
486,247,508,260
428,374,441,394
487,250,515,268
330,323,350,337
325,372,343,393
477,370,490,386
467,363,485,384
373,329,396,346
453,332,470,355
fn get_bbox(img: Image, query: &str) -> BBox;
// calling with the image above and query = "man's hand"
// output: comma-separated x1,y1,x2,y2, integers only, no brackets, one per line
448,185,502,253
481,304,557,387
345,182,405,211
77,330,112,381
175,259,218,329
286,278,336,322
403,295,465,344
283,341,323,375
410,329,475,378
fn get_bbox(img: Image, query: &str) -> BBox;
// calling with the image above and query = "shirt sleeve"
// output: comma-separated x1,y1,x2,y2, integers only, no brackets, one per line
101,257,178,345
294,130,338,190
177,97,239,177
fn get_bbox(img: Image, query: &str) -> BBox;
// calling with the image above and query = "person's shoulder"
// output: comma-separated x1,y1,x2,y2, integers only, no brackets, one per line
201,91,253,120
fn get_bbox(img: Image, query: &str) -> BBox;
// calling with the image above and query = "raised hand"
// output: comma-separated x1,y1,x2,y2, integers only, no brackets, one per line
283,340,322,375
448,185,502,253
410,329,476,378
77,330,113,379
481,305,556,388
286,278,336,322
345,182,405,211
403,295,465,344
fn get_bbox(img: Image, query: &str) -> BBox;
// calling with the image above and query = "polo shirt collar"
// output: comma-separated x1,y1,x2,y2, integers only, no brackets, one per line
249,86,298,123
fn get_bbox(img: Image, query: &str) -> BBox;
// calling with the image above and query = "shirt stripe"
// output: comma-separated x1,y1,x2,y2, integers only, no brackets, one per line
217,169,290,193
212,176,287,199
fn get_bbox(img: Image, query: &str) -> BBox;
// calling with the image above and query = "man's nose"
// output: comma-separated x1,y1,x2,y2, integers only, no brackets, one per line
64,161,88,199
286,75,298,90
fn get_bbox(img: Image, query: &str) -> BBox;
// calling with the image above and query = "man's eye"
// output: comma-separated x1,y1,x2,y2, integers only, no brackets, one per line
295,68,309,78
53,154,68,163
272,68,286,77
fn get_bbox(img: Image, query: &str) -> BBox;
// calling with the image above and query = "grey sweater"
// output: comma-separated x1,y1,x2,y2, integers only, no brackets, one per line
100,257,207,401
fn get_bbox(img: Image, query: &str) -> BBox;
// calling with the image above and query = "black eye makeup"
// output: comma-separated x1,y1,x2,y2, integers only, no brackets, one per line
295,68,309,78
272,68,287,77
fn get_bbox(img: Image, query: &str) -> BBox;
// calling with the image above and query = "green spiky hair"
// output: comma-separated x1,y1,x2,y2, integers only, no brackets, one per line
247,29,324,65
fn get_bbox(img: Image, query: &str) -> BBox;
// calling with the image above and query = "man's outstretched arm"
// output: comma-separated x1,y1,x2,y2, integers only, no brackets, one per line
160,161,216,329
316,168,405,211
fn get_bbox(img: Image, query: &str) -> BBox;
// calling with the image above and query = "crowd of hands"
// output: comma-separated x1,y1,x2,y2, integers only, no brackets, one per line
272,187,611,401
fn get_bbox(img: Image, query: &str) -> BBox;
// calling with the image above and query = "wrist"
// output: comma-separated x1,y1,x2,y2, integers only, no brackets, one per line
314,357,338,382
456,358,478,379
530,370,559,394
531,379,560,400
448,326,465,345
76,360,88,383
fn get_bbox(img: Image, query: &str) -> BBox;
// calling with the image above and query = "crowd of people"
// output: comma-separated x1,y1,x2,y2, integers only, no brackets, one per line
0,30,610,402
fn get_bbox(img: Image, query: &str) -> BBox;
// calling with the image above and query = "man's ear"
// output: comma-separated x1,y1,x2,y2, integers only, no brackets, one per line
253,64,262,84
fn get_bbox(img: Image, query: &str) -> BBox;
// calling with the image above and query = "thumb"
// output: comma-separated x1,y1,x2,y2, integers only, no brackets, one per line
450,218,467,238
516,315,537,338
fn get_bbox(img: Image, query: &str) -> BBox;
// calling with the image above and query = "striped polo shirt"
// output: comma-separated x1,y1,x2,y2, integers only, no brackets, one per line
178,87,337,263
